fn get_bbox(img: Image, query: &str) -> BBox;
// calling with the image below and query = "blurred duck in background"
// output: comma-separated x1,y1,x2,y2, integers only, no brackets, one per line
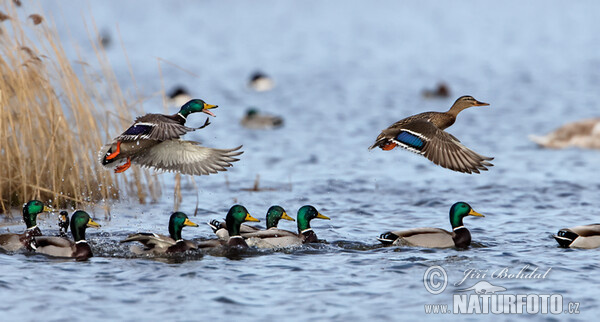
241,108,284,130
167,86,193,107
422,82,450,98
248,71,274,92
529,118,600,149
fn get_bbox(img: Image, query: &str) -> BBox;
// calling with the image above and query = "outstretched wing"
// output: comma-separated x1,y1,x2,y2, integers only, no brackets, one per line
116,114,208,141
392,120,494,174
133,140,243,176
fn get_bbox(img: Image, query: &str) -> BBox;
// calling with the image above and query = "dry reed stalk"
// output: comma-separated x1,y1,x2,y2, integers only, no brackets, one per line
0,3,157,215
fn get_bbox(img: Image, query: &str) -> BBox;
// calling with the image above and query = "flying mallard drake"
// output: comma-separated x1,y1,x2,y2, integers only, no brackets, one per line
241,108,284,130
377,202,484,249
554,224,600,249
99,99,243,175
31,211,100,261
197,205,259,249
0,200,53,252
120,212,199,254
529,118,600,149
208,205,294,240
221,205,329,249
369,95,493,174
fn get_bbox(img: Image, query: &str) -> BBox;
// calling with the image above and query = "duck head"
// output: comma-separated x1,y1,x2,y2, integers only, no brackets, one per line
225,205,259,237
449,202,484,229
70,211,101,242
22,200,53,229
179,99,218,118
265,205,294,229
296,205,330,233
168,212,198,241
448,95,489,114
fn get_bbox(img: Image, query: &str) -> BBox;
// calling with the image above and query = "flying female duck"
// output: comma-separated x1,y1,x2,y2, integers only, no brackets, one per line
31,211,100,261
197,205,259,249
120,212,199,254
377,202,484,249
208,205,294,240
554,224,600,248
369,96,493,174
100,99,243,175
234,205,330,249
0,200,53,252
529,118,600,149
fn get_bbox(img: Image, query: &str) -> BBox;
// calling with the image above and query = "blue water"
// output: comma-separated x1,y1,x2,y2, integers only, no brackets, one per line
2,0,600,320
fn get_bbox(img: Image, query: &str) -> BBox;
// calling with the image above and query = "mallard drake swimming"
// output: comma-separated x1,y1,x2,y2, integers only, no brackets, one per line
529,118,600,149
0,200,53,252
242,205,330,248
369,95,493,174
31,211,100,261
422,82,450,98
377,202,484,249
208,205,294,240
167,86,192,108
120,212,199,254
197,205,259,249
241,108,284,130
99,99,243,175
554,224,600,248
248,71,274,92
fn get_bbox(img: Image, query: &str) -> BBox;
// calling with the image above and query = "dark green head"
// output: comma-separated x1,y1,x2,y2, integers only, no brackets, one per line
225,205,259,236
296,205,330,232
22,200,52,228
265,205,294,229
449,202,484,229
178,99,218,118
246,108,258,117
168,212,198,241
70,211,101,242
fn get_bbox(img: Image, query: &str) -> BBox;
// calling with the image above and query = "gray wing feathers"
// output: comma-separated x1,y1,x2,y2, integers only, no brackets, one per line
134,140,243,176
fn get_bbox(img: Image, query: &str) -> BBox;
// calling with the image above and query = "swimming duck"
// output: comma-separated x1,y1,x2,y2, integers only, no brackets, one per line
0,200,53,252
377,202,484,249
369,95,493,174
241,108,284,130
554,224,600,248
57,211,70,238
208,205,294,240
529,118,600,149
422,82,450,98
248,71,274,92
197,205,259,249
242,205,330,248
167,86,192,108
99,99,243,175
120,212,199,254
31,211,100,261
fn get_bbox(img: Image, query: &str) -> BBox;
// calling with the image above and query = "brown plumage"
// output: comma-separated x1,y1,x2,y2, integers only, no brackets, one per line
369,95,494,174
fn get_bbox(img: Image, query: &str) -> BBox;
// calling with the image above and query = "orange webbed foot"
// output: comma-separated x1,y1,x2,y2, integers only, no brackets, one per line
105,141,122,160
114,157,131,173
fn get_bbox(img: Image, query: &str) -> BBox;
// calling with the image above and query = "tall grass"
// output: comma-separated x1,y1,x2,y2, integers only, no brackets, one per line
0,4,158,215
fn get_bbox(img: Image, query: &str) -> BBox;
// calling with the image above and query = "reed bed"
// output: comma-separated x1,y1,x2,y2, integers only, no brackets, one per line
0,4,158,215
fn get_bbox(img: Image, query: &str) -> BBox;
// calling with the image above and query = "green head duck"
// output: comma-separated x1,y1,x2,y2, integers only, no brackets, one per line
168,212,199,241
265,205,294,229
178,99,218,118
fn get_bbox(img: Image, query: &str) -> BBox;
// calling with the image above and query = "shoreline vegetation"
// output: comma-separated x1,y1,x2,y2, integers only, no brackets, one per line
0,3,159,216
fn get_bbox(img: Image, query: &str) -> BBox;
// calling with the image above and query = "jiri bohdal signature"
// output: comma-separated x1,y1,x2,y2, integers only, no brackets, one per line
455,264,552,286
